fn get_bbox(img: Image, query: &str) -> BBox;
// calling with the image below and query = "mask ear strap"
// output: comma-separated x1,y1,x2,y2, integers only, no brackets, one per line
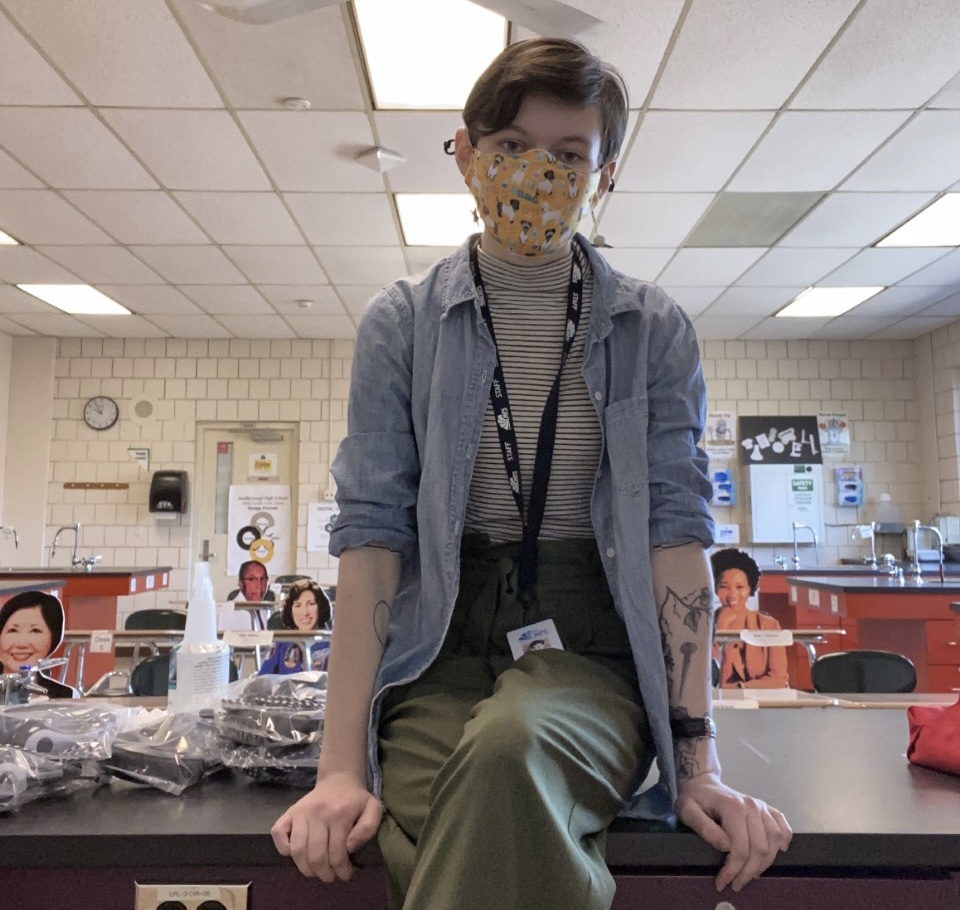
443,138,456,155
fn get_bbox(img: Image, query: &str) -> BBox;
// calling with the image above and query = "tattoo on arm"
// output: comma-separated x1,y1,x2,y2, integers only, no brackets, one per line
373,598,391,647
670,707,703,781
658,585,712,698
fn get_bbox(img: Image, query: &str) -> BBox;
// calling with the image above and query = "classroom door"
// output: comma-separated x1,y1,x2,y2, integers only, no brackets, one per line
193,423,299,601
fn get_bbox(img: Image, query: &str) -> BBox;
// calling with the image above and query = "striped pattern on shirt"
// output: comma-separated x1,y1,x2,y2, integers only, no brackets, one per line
464,245,601,543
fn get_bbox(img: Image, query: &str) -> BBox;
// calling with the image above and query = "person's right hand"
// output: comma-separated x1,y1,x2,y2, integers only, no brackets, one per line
271,770,383,882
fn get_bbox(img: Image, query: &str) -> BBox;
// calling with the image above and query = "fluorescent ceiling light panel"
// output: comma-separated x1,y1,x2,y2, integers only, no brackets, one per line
397,193,479,246
776,286,884,318
876,194,960,247
0,229,19,245
17,284,131,315
355,0,506,109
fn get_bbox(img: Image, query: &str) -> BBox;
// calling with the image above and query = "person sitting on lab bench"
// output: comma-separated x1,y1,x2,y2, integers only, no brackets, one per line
711,548,789,689
259,580,332,676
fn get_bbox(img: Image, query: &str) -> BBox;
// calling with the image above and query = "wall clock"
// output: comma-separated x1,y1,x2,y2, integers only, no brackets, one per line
83,396,119,431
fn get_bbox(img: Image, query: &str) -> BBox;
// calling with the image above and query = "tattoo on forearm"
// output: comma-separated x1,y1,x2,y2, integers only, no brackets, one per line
658,585,712,697
670,707,702,781
373,598,391,646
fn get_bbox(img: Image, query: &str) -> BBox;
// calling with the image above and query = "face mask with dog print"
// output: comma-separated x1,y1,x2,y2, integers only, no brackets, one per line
464,147,602,256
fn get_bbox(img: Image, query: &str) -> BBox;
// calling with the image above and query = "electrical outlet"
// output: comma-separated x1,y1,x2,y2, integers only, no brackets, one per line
134,882,250,910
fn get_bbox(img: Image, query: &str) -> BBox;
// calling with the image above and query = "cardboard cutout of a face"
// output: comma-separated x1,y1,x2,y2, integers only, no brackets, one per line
0,591,66,675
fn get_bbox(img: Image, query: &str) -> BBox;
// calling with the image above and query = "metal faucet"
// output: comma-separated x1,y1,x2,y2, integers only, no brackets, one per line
791,522,819,568
51,524,81,564
851,522,878,570
914,521,945,584
0,667,48,705
880,553,898,575
0,526,18,549
72,554,102,573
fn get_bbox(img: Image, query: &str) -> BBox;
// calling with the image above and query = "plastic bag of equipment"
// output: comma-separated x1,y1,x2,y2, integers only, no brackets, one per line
0,702,132,764
99,712,224,796
212,672,326,785
0,745,88,813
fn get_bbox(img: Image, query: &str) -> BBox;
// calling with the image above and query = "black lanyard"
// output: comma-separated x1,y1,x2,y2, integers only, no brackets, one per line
468,235,587,603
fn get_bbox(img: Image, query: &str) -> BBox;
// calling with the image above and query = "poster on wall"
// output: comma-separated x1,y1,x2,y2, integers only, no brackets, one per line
307,502,339,553
227,485,292,575
705,411,737,461
817,411,850,459
247,452,279,480
738,416,822,465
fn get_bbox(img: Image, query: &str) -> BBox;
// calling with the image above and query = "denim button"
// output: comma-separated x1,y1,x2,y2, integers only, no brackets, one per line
606,547,616,558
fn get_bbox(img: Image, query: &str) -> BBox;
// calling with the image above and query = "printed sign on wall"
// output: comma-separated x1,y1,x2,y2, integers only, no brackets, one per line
307,502,339,553
705,410,737,461
738,416,823,465
817,411,850,459
227,484,292,575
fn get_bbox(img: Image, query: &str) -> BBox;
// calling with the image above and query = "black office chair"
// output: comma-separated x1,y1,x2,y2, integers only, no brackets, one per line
125,609,188,631
810,649,917,693
130,653,240,697
266,612,288,630
273,574,312,586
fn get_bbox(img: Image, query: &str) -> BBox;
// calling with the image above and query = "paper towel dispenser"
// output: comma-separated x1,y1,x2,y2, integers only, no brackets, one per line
149,470,188,514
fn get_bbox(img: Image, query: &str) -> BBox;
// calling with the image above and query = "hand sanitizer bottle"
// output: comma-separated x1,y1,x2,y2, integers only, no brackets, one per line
167,561,231,713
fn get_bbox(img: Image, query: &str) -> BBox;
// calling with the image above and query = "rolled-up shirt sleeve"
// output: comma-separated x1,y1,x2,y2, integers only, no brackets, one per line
644,290,715,549
329,289,420,559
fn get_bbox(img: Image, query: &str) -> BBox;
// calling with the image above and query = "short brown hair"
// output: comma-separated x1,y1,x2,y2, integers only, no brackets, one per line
463,38,629,165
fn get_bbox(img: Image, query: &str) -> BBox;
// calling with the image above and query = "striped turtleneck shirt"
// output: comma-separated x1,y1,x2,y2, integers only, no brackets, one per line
464,245,601,543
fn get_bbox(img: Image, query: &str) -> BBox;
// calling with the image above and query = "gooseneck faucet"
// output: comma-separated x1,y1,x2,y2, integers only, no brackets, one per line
51,524,81,565
791,522,819,568
913,521,945,584
0,526,18,549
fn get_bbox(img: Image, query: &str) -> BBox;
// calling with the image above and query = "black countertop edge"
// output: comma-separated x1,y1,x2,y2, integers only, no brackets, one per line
0,579,68,597
0,567,173,579
783,574,960,593
2,830,958,872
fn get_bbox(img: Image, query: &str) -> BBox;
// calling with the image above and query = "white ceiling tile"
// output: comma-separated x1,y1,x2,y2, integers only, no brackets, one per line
147,314,232,338
403,247,458,274
658,248,766,287
0,190,111,243
663,287,726,317
239,112,381,193
314,247,407,285
870,316,959,339
10,311,103,336
779,192,935,247
616,112,772,192
0,14,81,105
692,315,765,339
126,247,246,285
597,193,714,246
174,192,303,245
596,248,675,282
0,284,61,314
931,71,960,109
335,285,384,316
36,246,163,284
739,248,857,286
284,314,357,339
897,249,960,287
738,317,833,339
178,286,273,316
257,286,345,316
812,315,903,338
842,112,960,191
222,246,328,285
74,314,169,337
0,109,156,190
653,0,858,108
102,110,271,191
918,290,960,317
374,112,476,194
0,315,33,334
0,149,42,189
854,285,953,316
729,112,911,192
287,194,400,246
171,0,366,111
2,0,221,107
792,0,960,109
98,285,204,316
64,191,209,244
702,287,805,318
0,247,79,283
214,314,295,339
822,248,951,286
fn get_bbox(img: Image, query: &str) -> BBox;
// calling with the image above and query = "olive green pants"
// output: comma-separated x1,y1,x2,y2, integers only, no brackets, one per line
377,537,651,910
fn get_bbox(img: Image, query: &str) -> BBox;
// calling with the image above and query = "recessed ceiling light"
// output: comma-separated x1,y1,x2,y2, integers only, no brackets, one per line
396,193,478,246
776,286,884,318
876,193,960,247
17,284,132,315
281,96,311,110
0,229,19,245
355,0,506,109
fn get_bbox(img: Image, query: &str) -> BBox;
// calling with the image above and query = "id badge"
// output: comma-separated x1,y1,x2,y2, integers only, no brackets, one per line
506,618,564,660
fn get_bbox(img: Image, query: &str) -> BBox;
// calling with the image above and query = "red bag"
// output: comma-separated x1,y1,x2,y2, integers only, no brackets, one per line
907,697,960,776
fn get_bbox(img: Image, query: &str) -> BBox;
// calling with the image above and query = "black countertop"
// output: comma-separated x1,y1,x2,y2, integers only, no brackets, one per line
786,574,960,594
0,579,69,598
0,567,172,578
1,709,957,871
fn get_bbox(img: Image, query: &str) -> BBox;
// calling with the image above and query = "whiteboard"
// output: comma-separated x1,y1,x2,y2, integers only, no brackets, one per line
749,464,824,543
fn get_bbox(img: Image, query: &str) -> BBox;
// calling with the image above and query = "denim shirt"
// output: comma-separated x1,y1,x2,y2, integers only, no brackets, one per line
330,235,714,816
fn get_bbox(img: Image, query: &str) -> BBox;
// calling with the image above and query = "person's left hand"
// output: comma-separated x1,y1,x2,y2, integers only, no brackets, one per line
676,771,792,892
